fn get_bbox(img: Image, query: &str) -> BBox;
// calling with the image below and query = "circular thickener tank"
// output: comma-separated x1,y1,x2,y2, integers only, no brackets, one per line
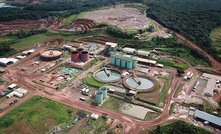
80,51,89,62
127,60,132,69
116,58,121,66
71,51,79,62
95,91,103,104
111,57,116,65
132,60,137,68
121,59,126,68
100,87,107,99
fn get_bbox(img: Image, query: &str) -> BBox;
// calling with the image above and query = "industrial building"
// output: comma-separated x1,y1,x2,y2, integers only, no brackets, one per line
111,52,137,69
202,73,221,97
194,109,221,128
0,58,18,66
105,42,118,53
40,48,63,61
95,87,107,104
7,88,27,98
22,49,37,56
137,50,150,57
122,47,136,54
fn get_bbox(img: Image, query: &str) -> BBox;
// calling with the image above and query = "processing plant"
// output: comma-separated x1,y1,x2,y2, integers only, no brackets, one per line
111,52,137,69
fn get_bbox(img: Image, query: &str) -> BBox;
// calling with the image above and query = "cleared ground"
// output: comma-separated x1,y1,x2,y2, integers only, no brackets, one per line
83,7,150,30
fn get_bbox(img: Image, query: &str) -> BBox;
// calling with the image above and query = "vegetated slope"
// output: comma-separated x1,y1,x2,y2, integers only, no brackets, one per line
0,0,143,21
210,26,221,59
151,120,213,134
145,0,221,62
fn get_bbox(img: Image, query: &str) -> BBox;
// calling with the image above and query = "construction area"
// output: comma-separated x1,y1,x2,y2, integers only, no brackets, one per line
84,8,150,30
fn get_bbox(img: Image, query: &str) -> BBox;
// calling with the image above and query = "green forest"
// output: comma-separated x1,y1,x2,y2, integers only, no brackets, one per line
145,0,221,62
151,120,213,134
0,0,143,21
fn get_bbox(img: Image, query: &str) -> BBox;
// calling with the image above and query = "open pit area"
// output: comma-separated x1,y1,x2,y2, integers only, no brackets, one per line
83,7,150,30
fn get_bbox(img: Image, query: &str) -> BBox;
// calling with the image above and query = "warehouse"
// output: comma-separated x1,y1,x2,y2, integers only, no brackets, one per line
137,50,150,57
122,47,136,54
136,58,157,65
194,109,221,128
0,58,18,66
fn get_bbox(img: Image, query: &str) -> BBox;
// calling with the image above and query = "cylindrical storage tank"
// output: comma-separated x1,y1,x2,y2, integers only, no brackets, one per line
100,87,107,99
132,60,137,68
111,56,116,65
116,58,121,66
77,48,84,53
127,60,132,69
95,91,103,104
71,51,79,62
121,59,126,68
80,51,89,62
77,48,84,59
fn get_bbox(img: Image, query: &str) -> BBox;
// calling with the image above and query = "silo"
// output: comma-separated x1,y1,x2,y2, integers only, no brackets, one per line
95,91,103,104
121,59,126,68
111,56,116,65
127,60,132,69
100,87,107,99
80,51,89,62
132,60,137,68
116,58,121,66
71,51,79,62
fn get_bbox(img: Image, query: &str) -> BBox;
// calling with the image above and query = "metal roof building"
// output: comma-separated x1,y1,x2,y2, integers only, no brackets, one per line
0,58,18,66
194,109,221,127
137,50,150,57
122,47,136,54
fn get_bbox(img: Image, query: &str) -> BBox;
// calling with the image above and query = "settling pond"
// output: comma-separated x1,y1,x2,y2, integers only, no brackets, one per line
126,77,154,90
119,102,154,119
96,69,121,81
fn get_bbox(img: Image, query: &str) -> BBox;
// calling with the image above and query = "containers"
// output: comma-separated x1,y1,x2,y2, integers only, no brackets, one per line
121,59,126,68
80,51,89,62
111,56,116,65
127,60,132,69
71,51,79,62
100,87,107,99
116,58,121,66
132,60,137,68
95,91,103,104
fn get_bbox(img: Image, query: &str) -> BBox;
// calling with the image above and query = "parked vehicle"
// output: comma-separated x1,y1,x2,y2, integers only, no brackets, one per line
73,118,78,124
79,97,85,101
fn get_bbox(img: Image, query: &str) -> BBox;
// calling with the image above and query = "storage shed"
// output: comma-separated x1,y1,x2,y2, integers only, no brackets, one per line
122,47,136,54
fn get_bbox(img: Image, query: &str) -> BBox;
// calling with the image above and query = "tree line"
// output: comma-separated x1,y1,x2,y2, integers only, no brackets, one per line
145,0,221,62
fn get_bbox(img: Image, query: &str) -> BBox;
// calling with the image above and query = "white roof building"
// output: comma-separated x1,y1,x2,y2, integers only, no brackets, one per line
105,42,118,48
91,113,99,120
6,88,27,98
8,84,17,89
137,50,150,57
0,58,18,66
122,47,136,54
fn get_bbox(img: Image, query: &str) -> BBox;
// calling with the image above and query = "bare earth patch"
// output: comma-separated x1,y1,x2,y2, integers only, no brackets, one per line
83,7,150,30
